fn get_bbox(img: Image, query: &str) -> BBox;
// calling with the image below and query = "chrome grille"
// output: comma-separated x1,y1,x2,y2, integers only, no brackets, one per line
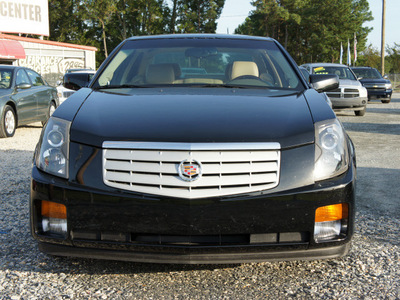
326,87,359,98
103,142,281,199
63,91,75,98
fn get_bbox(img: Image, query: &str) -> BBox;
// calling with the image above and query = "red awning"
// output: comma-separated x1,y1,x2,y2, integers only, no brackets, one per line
0,40,26,60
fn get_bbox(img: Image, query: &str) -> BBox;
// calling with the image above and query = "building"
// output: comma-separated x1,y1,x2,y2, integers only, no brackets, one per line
0,33,97,86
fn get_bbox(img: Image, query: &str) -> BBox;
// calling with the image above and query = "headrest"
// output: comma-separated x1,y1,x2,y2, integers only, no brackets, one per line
230,61,259,80
146,63,180,84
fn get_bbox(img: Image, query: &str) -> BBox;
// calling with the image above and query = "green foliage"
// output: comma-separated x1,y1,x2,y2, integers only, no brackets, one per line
386,43,400,74
47,0,225,67
357,44,381,69
235,0,373,65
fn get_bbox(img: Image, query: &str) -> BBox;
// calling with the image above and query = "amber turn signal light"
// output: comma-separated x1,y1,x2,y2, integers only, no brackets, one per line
315,203,348,223
41,200,67,219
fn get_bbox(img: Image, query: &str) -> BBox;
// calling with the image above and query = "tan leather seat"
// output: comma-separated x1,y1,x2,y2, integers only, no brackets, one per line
230,61,259,80
146,64,180,84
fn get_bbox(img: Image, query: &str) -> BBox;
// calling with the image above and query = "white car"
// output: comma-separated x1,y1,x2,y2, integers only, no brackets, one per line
301,63,368,116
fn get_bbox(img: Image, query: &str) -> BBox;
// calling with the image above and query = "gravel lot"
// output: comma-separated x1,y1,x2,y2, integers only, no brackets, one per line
1,94,399,299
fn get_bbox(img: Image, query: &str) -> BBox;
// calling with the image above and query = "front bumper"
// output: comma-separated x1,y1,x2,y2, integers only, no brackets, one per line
30,160,356,264
366,88,392,99
38,242,351,264
330,97,367,110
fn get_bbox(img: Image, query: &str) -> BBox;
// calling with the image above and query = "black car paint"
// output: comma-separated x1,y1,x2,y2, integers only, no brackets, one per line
30,34,355,263
70,89,314,148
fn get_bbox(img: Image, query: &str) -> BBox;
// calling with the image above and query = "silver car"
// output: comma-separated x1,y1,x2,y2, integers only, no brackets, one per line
301,63,368,116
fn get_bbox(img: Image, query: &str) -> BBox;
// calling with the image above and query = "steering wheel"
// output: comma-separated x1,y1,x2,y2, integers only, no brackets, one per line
0,83,7,88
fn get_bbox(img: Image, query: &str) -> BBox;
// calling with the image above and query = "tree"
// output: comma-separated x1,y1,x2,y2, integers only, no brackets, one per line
235,0,373,65
47,0,227,66
357,44,381,69
177,0,225,33
83,0,118,58
386,43,400,73
48,0,86,44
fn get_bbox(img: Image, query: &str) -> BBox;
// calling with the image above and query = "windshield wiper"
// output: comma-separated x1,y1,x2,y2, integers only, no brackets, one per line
93,84,150,90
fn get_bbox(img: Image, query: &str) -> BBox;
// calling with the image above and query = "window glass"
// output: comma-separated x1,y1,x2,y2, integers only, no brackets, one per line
0,69,13,89
16,69,30,86
26,69,45,86
313,66,356,80
95,38,303,91
352,68,382,79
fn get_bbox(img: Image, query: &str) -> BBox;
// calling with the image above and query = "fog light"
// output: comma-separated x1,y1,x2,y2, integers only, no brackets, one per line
314,204,348,242
41,201,67,236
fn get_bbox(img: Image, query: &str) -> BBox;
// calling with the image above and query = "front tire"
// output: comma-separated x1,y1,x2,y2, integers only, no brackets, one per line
0,105,16,138
355,107,366,116
381,97,391,104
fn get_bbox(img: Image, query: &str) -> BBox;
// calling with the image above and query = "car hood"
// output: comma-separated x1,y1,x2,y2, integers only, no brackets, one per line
338,79,362,87
70,88,316,149
359,78,390,85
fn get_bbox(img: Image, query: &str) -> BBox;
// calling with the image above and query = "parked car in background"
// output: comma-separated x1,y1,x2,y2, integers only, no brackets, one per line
56,69,95,104
0,65,59,138
351,66,392,103
31,34,356,264
301,63,368,116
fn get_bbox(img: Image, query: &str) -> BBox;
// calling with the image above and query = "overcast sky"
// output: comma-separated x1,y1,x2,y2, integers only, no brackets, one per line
216,0,400,49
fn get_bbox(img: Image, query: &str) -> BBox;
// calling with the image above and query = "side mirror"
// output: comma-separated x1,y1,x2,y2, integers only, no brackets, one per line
357,77,363,80
16,83,32,90
309,74,339,93
63,73,93,91
56,80,62,86
383,75,388,79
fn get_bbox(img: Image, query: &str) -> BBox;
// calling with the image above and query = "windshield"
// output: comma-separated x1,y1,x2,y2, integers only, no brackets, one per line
352,68,383,79
93,38,303,90
0,68,13,89
312,66,357,80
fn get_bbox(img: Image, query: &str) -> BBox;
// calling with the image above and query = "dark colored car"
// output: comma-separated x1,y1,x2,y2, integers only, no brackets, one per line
351,66,392,103
0,66,59,138
57,70,96,104
30,34,356,264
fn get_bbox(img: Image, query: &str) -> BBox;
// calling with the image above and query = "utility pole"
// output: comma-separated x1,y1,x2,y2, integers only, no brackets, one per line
381,0,386,75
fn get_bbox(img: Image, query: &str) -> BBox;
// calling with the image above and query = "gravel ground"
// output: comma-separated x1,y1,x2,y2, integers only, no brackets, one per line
0,94,399,299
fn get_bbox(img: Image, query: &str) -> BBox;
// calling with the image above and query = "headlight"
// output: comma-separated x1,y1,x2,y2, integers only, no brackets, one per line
385,83,392,89
359,86,368,98
314,119,349,181
37,117,71,178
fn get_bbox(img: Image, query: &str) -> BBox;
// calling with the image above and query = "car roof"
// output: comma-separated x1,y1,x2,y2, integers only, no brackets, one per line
126,34,275,42
302,63,349,68
0,65,20,69
350,66,375,69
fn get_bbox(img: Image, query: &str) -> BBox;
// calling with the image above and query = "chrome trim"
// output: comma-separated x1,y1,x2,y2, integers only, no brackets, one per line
178,159,202,182
102,142,281,199
103,141,281,150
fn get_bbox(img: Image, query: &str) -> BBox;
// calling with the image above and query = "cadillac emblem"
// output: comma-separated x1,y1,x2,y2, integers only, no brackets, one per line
178,159,202,182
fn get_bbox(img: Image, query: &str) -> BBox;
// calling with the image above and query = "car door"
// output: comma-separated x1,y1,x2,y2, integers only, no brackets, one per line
25,69,50,121
11,68,37,125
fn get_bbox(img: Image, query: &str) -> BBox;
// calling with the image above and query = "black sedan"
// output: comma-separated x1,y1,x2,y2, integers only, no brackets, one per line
30,34,356,264
0,66,59,138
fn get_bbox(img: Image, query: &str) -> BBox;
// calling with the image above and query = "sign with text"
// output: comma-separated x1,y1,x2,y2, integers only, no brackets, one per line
0,0,49,36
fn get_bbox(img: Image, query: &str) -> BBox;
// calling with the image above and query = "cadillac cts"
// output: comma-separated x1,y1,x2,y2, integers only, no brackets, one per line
30,34,356,264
